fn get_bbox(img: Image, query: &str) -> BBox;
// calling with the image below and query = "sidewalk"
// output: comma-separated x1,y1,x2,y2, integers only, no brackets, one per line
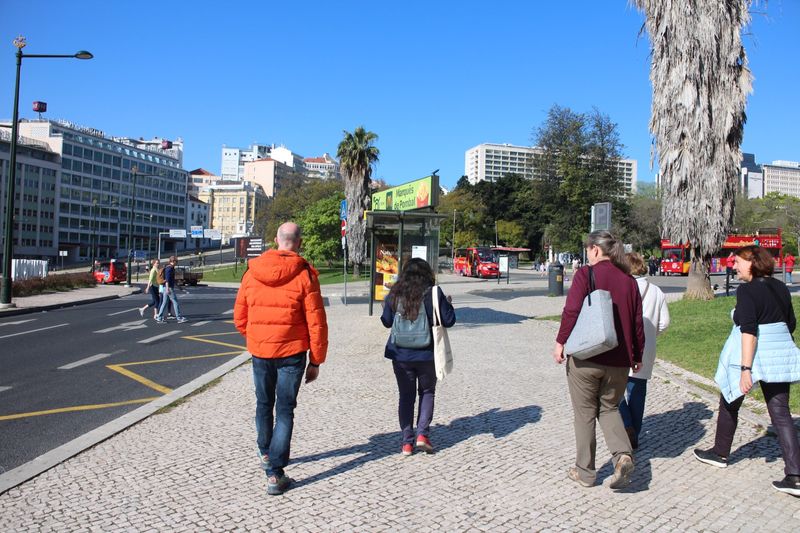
0,284,141,316
0,274,797,530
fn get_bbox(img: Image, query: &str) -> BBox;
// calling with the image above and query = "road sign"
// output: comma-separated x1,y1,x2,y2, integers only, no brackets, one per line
247,238,264,258
58,250,68,257
340,199,347,220
204,228,221,240
190,225,204,238
341,220,347,237
341,236,346,249
169,229,187,238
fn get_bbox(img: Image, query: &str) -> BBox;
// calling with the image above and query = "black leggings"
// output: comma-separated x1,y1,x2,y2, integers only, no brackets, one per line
713,381,800,476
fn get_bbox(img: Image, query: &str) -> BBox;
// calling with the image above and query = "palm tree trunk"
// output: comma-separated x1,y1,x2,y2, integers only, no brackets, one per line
685,249,714,300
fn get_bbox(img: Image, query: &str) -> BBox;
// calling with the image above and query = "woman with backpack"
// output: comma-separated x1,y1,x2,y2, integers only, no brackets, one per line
381,258,456,456
139,258,162,319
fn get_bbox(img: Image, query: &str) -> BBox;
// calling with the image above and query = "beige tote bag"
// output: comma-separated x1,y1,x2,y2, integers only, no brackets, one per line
431,286,454,380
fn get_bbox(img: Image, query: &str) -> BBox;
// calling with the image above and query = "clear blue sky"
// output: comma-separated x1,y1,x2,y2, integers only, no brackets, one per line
2,1,798,190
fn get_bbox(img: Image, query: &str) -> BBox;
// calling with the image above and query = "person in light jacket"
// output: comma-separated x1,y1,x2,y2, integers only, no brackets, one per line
694,245,800,497
618,253,670,450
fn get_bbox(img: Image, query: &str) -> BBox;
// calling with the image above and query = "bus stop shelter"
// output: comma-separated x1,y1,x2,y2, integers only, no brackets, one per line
366,210,447,316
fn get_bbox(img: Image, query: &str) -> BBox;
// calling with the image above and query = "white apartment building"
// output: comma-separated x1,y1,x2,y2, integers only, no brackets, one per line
10,119,189,262
0,130,61,263
304,153,341,180
270,146,305,174
464,143,638,193
221,143,273,181
763,160,800,197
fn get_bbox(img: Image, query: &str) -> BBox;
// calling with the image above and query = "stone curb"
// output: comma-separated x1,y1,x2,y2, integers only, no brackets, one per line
0,351,251,495
0,289,142,317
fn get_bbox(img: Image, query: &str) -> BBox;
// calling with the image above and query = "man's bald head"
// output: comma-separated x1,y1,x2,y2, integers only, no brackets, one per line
276,222,302,252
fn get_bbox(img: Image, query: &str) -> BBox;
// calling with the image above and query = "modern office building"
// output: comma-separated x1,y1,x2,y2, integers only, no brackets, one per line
763,160,800,198
740,152,764,199
243,158,296,198
304,153,341,180
464,143,638,194
220,143,273,181
0,129,61,264
197,182,267,244
10,119,189,262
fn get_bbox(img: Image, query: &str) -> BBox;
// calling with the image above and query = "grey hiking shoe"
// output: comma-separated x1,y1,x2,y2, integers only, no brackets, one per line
609,454,634,489
267,474,293,496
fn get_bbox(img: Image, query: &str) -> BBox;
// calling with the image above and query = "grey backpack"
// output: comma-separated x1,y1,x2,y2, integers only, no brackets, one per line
391,297,432,349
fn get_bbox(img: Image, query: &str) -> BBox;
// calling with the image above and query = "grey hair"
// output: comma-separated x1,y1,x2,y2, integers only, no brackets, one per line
277,225,301,242
585,230,629,274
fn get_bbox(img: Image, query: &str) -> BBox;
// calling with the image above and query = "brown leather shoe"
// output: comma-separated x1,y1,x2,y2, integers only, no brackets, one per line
609,454,634,489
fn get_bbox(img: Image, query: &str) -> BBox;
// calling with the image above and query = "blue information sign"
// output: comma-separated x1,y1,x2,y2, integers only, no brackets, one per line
340,199,347,220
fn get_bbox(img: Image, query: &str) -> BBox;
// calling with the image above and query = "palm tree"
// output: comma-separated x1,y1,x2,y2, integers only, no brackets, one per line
337,126,380,277
633,0,752,299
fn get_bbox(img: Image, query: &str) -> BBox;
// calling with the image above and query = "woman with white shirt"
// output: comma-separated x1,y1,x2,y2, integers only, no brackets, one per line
619,252,671,450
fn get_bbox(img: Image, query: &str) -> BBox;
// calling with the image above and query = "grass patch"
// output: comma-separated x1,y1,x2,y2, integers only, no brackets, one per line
156,376,224,415
658,296,800,413
201,263,370,285
535,315,562,322
13,273,96,297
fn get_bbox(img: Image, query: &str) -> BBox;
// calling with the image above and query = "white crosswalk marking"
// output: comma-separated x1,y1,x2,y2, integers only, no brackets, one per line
138,331,180,344
59,352,120,370
0,323,68,340
0,319,36,327
0,386,11,393
191,321,210,327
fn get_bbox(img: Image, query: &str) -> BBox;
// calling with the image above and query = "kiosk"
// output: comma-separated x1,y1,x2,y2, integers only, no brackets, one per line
367,175,447,316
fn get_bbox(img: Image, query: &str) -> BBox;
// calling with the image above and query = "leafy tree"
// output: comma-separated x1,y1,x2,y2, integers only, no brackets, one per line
296,192,346,267
633,0,752,299
437,187,489,253
337,126,380,277
622,188,662,254
496,220,526,247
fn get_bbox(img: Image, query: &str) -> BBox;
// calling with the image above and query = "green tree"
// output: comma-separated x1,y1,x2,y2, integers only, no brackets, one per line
622,188,662,254
337,126,380,276
437,187,489,253
633,0,752,299
496,220,526,247
296,192,346,267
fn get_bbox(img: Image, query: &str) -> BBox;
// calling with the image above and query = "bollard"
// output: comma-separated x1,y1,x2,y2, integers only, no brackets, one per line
548,261,564,296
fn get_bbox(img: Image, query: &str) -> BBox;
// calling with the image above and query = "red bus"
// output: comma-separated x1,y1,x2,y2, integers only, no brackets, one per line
660,229,783,275
454,247,500,278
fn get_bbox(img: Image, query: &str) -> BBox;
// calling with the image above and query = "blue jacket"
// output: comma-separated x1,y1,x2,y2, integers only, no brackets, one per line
715,322,800,403
381,286,456,362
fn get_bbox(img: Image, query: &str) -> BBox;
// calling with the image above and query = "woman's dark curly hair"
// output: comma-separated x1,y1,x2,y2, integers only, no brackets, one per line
388,258,435,320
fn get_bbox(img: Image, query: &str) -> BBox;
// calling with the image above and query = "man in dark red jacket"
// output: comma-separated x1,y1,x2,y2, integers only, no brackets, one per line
553,233,645,490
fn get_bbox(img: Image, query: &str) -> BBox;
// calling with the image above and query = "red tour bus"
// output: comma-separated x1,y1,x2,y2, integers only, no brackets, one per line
660,229,783,275
454,247,500,278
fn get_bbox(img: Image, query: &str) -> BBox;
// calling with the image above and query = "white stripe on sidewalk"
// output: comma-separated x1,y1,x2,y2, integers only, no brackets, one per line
138,330,180,344
108,308,138,317
191,321,210,327
222,309,234,315
0,323,68,340
58,350,123,370
0,386,11,393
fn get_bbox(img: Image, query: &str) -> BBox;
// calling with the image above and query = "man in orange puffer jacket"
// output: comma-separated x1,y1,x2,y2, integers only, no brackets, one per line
234,222,328,496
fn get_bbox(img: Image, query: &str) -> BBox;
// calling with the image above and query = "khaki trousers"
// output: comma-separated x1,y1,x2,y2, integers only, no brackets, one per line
566,356,632,483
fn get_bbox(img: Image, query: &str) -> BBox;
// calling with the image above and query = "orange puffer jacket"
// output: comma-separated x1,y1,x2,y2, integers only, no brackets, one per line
234,249,328,365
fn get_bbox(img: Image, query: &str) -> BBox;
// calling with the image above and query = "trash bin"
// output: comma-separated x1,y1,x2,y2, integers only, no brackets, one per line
548,261,564,296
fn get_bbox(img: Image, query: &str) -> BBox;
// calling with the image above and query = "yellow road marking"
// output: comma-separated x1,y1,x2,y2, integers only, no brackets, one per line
0,398,157,421
181,334,246,350
116,350,242,367
106,365,174,394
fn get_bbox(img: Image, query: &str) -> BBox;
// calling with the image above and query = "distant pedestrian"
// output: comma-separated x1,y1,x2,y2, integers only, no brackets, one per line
725,251,736,292
155,256,187,323
694,245,800,496
234,222,328,496
381,258,456,456
572,257,580,273
139,258,162,319
784,252,795,285
618,253,670,450
553,230,645,490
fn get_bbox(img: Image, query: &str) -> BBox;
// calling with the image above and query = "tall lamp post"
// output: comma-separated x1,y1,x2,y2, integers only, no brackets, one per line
1,36,92,308
125,166,139,287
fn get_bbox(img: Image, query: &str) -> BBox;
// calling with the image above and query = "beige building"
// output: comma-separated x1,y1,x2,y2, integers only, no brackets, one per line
465,142,637,194
197,182,267,243
188,168,221,195
243,158,295,197
763,161,800,197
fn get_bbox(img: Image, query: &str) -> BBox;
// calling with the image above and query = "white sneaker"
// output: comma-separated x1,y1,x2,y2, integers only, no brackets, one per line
139,307,145,317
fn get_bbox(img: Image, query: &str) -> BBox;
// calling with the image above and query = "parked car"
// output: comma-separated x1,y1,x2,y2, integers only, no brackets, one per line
93,259,127,284
175,265,203,286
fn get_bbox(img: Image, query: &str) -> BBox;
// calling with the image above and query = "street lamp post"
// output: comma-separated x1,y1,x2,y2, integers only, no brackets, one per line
125,166,138,286
1,36,92,308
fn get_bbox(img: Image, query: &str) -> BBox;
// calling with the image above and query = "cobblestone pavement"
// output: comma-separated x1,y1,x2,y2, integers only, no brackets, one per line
1,274,799,531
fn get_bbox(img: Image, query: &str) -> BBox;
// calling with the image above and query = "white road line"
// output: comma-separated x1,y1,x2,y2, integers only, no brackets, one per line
108,308,138,317
0,386,11,393
191,321,210,327
58,350,122,370
0,323,68,340
0,319,36,327
222,309,234,315
138,330,180,344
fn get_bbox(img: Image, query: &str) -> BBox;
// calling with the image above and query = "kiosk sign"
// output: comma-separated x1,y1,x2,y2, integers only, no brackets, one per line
371,175,438,211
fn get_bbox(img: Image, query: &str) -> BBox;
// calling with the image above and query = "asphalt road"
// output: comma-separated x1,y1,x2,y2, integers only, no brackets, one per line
0,285,242,475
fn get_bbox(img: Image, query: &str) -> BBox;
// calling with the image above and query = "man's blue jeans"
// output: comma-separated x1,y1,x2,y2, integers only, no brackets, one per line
619,377,648,437
252,353,305,476
156,288,182,320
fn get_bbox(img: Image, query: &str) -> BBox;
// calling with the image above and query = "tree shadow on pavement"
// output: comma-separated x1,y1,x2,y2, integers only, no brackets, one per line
454,307,531,327
290,405,542,489
602,401,713,493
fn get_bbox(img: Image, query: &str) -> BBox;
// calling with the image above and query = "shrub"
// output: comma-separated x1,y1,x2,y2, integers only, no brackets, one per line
12,273,96,297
